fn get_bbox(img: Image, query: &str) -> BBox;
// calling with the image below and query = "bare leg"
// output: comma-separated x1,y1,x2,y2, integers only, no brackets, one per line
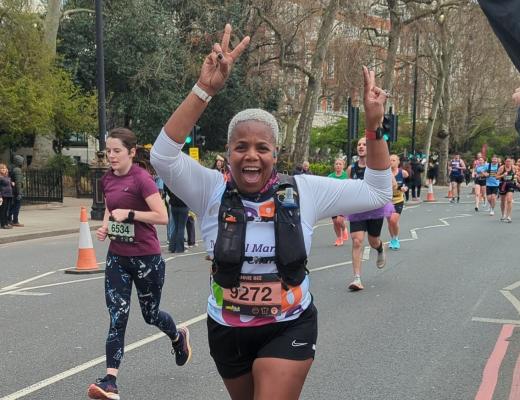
222,373,254,400
351,231,365,277
253,358,313,400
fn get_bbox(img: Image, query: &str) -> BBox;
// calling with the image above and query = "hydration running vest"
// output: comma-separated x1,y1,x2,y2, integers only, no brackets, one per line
350,161,366,180
212,175,308,289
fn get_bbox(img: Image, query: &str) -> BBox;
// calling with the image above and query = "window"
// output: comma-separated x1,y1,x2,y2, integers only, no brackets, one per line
326,97,333,113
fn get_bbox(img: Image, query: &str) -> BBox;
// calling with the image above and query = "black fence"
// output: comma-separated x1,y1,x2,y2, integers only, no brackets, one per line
74,163,93,198
23,169,63,204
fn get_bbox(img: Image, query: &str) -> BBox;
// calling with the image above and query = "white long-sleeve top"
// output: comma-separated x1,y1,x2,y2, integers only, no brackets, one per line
151,129,392,327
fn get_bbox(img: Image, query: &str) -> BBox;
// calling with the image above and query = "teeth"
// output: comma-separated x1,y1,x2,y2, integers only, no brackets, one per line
243,168,260,172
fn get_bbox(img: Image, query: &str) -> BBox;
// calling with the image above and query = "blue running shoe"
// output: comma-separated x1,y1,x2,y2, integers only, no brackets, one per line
393,238,401,250
88,377,120,400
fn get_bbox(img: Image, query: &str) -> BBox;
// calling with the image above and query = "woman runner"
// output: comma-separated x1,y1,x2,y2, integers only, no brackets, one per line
473,155,487,212
387,154,408,250
328,158,349,246
496,157,518,222
87,128,191,400
151,24,391,400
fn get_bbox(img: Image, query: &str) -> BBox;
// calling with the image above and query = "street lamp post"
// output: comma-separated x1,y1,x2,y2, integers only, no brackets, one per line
411,32,419,156
90,0,108,220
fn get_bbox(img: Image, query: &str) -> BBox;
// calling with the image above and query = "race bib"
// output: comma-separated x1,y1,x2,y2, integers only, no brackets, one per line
223,273,282,317
108,220,135,243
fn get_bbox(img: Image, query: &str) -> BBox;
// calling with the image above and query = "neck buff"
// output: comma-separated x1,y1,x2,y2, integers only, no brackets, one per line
227,168,279,202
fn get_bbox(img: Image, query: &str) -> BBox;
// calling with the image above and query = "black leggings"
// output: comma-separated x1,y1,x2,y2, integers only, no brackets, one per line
104,252,178,369
411,184,421,198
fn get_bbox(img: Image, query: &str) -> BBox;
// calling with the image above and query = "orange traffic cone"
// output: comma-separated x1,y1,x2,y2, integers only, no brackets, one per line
65,207,104,274
425,183,436,202
446,188,453,199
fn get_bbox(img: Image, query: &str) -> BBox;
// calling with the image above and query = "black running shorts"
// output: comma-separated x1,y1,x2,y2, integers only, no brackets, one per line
393,202,404,215
474,178,486,186
450,174,464,184
349,217,384,237
207,303,318,379
486,186,499,196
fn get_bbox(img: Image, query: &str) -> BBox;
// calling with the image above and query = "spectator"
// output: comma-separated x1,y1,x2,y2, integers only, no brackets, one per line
164,185,189,253
8,155,24,227
293,160,312,175
0,163,13,229
409,156,424,201
426,159,439,186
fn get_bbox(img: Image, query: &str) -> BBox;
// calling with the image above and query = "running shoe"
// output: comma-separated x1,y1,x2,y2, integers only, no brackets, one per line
348,276,364,291
342,230,349,241
393,238,401,250
172,326,192,366
500,216,506,222
506,217,512,223
475,207,478,212
334,238,344,246
489,210,495,216
456,197,460,203
450,198,455,204
87,377,120,400
376,245,386,269
388,239,395,250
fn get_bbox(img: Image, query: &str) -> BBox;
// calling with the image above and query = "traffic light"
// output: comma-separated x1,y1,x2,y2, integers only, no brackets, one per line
382,113,398,142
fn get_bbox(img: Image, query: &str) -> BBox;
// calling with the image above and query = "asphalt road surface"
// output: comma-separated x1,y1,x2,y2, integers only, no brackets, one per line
1,196,519,400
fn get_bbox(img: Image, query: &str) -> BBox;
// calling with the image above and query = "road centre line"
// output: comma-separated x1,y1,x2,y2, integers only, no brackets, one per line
1,271,57,291
0,313,207,400
0,276,104,296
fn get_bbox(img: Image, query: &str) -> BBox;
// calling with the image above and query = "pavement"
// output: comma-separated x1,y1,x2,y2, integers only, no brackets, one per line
0,197,103,244
0,185,456,245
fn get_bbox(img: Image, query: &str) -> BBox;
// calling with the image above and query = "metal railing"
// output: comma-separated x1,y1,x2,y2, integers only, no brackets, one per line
23,169,63,204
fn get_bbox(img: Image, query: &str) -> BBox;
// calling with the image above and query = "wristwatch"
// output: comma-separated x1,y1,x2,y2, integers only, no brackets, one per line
127,210,135,223
192,83,212,103
365,128,384,140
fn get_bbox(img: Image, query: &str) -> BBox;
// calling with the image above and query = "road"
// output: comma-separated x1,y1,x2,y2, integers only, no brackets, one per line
1,196,519,400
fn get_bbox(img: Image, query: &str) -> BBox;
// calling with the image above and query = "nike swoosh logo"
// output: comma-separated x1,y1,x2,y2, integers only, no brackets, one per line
291,340,308,347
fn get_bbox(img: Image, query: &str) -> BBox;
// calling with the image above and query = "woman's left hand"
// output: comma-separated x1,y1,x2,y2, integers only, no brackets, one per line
363,66,388,131
111,209,130,223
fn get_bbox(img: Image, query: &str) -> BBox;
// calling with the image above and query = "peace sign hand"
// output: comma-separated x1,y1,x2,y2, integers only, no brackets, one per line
363,66,388,131
197,24,250,96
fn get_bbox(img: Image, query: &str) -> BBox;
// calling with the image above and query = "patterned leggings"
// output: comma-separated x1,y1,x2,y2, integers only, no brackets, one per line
104,252,178,369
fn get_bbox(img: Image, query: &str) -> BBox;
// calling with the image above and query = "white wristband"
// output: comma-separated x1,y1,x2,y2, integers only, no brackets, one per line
191,83,212,103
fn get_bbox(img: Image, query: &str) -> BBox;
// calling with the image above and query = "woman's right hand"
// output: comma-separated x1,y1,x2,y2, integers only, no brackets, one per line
96,225,108,241
196,24,250,96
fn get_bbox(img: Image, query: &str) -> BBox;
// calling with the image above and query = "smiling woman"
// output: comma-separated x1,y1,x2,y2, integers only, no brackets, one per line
151,23,392,400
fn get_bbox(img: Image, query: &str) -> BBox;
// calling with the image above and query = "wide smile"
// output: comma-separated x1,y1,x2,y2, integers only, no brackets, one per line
241,167,262,184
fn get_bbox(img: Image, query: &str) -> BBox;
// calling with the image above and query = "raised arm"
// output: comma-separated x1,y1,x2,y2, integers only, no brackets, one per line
363,66,390,171
163,24,250,144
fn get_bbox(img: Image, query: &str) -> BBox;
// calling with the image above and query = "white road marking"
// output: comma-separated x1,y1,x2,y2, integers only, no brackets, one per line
503,280,520,292
310,260,352,273
472,317,520,325
410,230,418,240
501,290,520,315
7,291,51,296
0,277,104,296
0,313,207,400
0,271,57,291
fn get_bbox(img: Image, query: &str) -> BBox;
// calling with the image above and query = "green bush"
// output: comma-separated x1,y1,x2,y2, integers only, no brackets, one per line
46,154,76,175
